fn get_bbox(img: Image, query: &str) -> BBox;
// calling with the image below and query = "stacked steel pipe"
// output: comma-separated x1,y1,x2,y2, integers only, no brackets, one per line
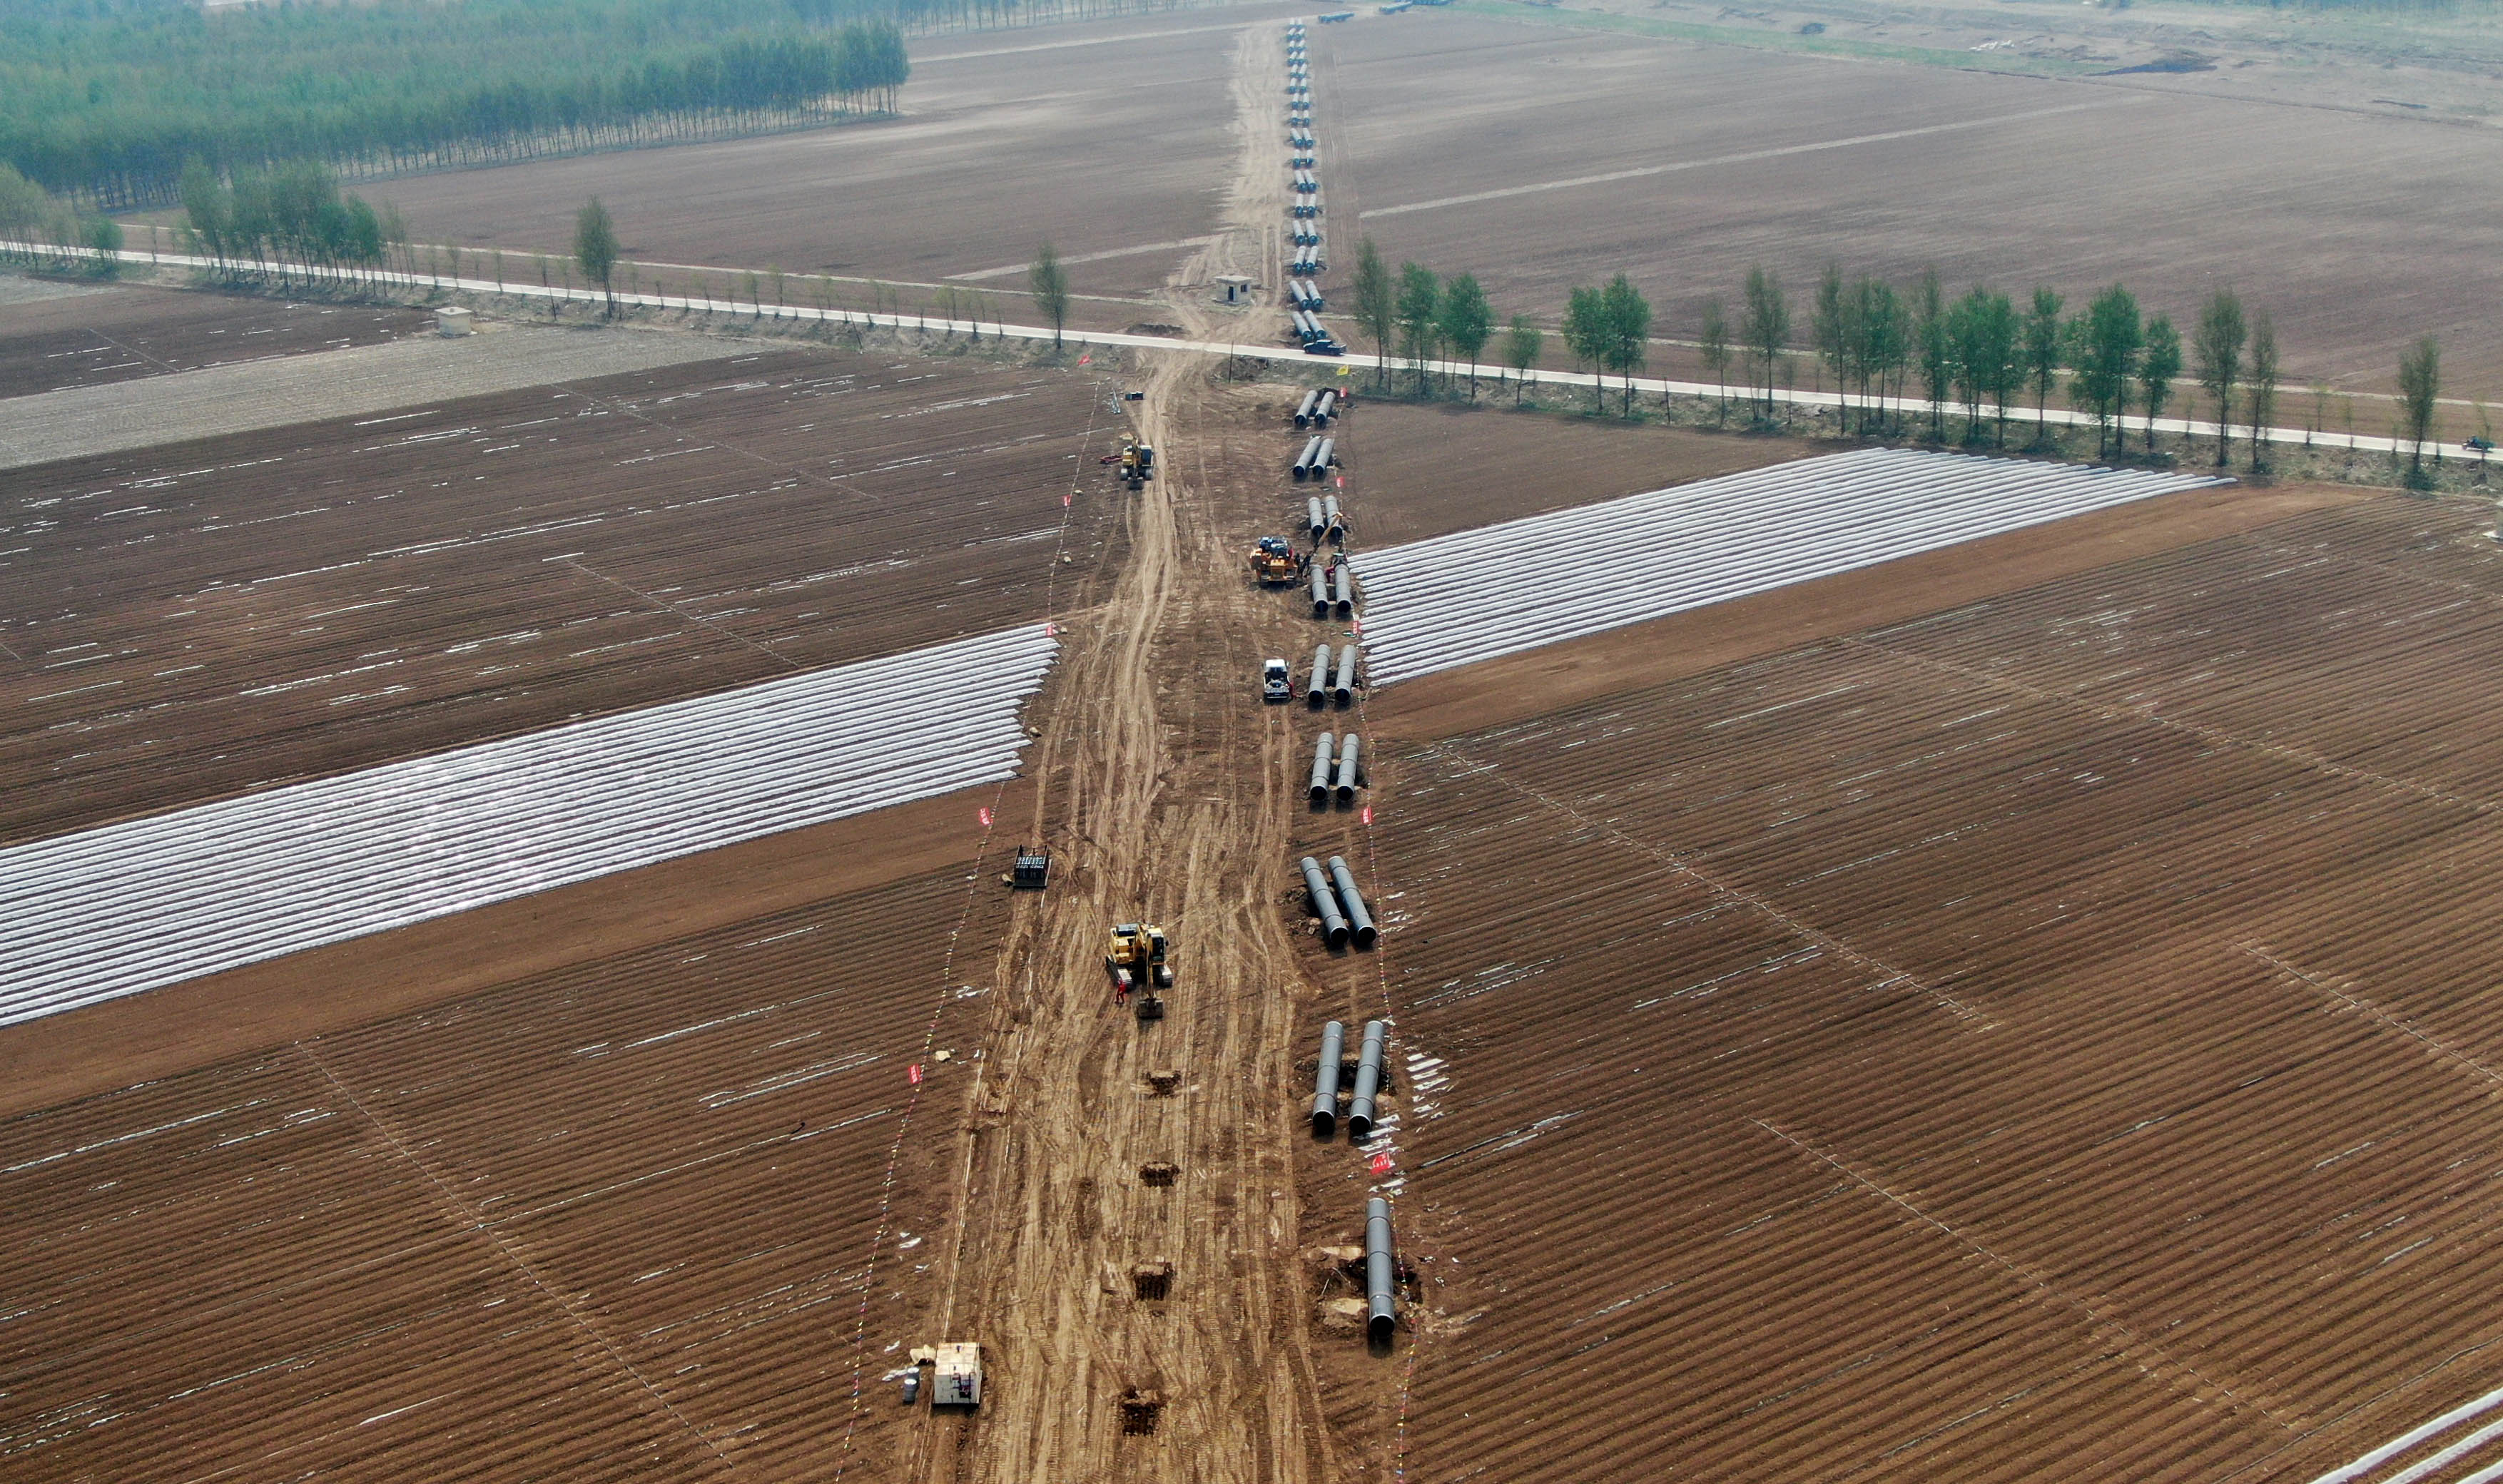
1329,855,1377,946
1366,1196,1397,1341
1331,642,1359,708
1311,1020,1345,1135
1349,1020,1386,1135
1301,855,1351,948
1332,734,1362,803
1309,732,1337,804
1306,644,1333,708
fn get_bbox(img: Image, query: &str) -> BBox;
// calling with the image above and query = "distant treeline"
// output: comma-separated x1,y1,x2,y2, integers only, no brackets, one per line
0,0,910,209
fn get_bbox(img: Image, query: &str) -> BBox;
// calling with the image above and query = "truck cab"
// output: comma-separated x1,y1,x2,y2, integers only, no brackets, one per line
1262,658,1293,702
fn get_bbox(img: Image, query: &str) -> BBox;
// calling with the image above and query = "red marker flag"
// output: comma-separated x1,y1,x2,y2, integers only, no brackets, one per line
1077,353,1091,365
908,1063,923,1085
979,807,992,828
1361,805,1373,825
1369,1152,1393,1174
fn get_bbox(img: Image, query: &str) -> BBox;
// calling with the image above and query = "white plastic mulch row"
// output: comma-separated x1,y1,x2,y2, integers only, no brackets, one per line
0,625,1059,1027
1347,447,2228,686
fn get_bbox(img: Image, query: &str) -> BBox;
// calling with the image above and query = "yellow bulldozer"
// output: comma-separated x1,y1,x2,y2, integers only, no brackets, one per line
1106,922,1172,1022
1246,535,1309,586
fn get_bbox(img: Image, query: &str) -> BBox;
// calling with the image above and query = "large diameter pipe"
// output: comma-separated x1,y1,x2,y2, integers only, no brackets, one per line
1306,496,1326,539
1307,644,1331,708
1309,732,1336,805
1294,434,1322,479
1334,734,1361,805
1366,1195,1396,1342
1311,564,1331,618
1332,644,1358,708
1311,1020,1345,1135
1315,388,1337,425
1315,437,1336,474
1301,855,1351,949
1349,1019,1386,1136
1330,855,1377,947
1333,564,1354,617
1294,389,1320,427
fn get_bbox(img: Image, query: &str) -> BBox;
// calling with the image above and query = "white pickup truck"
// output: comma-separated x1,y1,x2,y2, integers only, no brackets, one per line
1261,658,1292,702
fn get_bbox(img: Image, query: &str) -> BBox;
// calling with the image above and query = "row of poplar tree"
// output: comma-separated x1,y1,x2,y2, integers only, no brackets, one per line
1341,240,2451,476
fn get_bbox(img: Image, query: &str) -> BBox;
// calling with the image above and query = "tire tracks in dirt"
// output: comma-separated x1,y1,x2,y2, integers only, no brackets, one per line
907,22,1334,1484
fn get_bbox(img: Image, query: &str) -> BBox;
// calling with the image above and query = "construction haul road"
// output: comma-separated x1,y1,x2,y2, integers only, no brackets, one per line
902,25,1339,1483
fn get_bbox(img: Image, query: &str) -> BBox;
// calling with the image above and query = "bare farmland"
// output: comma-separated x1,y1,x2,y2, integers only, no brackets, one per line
0,345,1118,841
1324,494,2503,1482
374,10,1297,304
0,860,1013,1483
1314,11,2503,396
0,280,424,399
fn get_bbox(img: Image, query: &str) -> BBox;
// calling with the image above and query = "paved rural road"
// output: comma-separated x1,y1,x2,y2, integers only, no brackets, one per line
4,240,2417,462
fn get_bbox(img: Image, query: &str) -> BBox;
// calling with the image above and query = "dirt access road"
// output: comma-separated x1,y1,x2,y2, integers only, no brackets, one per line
898,21,1339,1484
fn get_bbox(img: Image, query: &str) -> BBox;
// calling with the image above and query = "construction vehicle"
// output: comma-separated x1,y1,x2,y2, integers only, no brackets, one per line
1247,534,1311,586
1262,656,1293,703
932,1343,983,1407
1119,438,1156,489
1107,922,1174,1021
1009,849,1050,889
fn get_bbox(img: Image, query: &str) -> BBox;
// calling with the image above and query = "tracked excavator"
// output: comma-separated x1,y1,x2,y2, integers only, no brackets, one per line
1106,922,1173,1022
1246,534,1311,586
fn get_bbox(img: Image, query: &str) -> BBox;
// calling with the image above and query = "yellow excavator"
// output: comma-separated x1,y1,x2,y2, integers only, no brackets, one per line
1246,534,1310,586
1118,438,1156,491
1106,922,1172,1022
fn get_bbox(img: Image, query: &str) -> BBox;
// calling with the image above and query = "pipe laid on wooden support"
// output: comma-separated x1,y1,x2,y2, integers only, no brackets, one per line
1307,644,1332,708
1315,437,1336,475
1309,731,1336,805
1307,496,1327,540
1301,855,1351,949
1311,564,1331,618
1329,854,1377,947
1334,734,1361,805
1332,643,1359,708
1315,388,1338,425
1366,1195,1396,1343
1311,1020,1345,1135
1294,389,1321,427
1349,1019,1386,1136
1333,564,1354,617
1294,434,1323,479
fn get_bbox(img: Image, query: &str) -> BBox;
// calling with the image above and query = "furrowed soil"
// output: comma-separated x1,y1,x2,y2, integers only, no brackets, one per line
371,7,1301,305
17,6,2503,1483
1328,494,2503,1482
0,856,1018,1483
1313,9,2503,397
0,345,1120,842
0,280,426,398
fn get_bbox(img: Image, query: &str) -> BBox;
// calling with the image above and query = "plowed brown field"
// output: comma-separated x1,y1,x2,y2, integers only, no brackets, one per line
1,345,1116,842
1329,9,2503,397
0,282,423,399
1321,495,2503,1482
0,860,1012,1482
373,8,1297,303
